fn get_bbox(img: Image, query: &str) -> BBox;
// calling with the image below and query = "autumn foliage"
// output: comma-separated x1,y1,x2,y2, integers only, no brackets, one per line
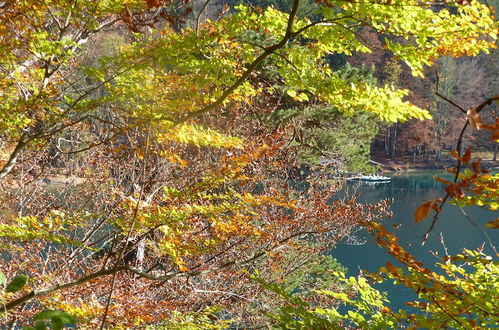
0,0,497,327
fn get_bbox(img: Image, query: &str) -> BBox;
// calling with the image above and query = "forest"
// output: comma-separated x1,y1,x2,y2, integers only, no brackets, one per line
0,0,497,328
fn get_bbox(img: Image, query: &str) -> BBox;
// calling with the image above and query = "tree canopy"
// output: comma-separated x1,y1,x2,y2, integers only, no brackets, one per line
0,0,497,327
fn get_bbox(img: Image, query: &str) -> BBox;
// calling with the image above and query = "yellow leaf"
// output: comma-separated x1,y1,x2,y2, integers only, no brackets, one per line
136,149,144,160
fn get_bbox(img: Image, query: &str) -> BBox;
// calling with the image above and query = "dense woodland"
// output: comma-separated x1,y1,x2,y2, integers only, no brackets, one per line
0,0,497,328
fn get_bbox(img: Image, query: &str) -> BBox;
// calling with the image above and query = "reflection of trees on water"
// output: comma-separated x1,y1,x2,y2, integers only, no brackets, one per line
345,172,452,202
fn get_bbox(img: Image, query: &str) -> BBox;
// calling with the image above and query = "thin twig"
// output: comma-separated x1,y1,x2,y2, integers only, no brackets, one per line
99,82,154,330
196,0,214,34
431,297,464,327
435,69,466,114
458,206,497,255
422,119,469,244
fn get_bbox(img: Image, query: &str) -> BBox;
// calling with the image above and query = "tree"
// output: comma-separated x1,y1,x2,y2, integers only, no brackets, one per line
260,103,499,327
0,0,497,327
271,64,381,173
259,243,498,328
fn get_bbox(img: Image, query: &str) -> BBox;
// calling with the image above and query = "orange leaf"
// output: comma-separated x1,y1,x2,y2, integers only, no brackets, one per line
492,129,499,142
472,159,481,173
386,262,398,273
445,184,457,196
434,176,450,185
485,218,499,229
415,200,432,223
483,118,499,142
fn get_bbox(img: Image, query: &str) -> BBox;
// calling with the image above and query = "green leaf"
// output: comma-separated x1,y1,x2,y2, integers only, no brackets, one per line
6,274,29,293
34,310,77,323
34,310,77,330
286,89,297,98
0,271,6,286
34,322,48,330
24,321,48,330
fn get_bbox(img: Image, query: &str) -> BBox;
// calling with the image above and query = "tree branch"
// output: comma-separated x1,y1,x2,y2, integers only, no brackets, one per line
434,70,466,114
196,0,214,34
423,93,498,243
176,0,302,124
4,266,129,311
3,227,318,312
0,135,28,182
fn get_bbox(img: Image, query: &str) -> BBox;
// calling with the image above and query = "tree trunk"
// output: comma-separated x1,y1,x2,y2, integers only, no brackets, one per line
385,128,390,157
436,147,442,161
136,240,145,270
389,125,397,159
0,136,28,182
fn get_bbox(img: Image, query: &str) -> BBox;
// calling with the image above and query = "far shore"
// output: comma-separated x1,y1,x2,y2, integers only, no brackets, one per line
371,155,498,173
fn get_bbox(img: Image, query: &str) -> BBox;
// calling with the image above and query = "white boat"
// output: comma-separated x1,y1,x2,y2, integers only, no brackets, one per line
348,174,391,182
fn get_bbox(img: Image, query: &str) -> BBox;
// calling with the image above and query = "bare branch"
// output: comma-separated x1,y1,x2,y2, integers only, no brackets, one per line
435,70,466,114
196,0,214,34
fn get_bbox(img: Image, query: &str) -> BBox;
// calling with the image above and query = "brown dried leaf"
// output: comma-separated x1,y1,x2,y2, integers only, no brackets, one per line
461,147,472,164
415,200,432,223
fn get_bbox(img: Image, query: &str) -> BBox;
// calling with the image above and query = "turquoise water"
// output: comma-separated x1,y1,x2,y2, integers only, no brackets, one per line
330,171,498,311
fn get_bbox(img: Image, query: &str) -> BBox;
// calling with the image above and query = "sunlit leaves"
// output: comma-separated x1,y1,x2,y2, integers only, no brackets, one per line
0,213,88,245
454,172,499,211
95,0,493,128
432,148,499,212
382,249,499,328
357,217,499,328
155,306,232,329
1,0,497,327
258,269,398,328
159,124,243,149
328,0,497,77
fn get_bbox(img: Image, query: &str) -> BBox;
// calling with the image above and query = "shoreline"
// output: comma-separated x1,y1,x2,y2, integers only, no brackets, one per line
371,159,498,173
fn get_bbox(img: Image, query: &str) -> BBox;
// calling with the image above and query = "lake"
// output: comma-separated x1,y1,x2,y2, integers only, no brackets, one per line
330,171,498,311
